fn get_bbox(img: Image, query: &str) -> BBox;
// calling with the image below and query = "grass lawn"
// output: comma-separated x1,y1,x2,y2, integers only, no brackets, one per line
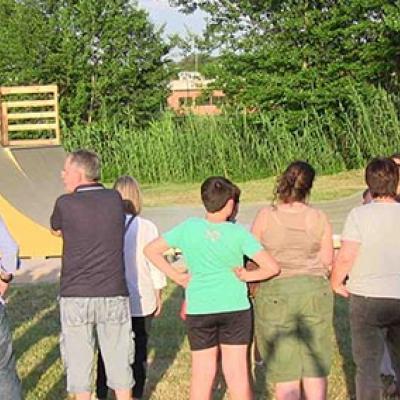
138,169,365,207
8,281,392,400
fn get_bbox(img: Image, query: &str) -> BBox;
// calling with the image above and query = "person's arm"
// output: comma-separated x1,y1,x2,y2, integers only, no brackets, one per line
250,207,268,241
331,208,362,297
331,240,360,297
144,237,190,288
234,223,280,282
235,207,280,281
154,289,163,317
0,216,19,296
144,222,167,317
0,217,19,276
234,249,280,282
319,213,334,271
50,198,63,237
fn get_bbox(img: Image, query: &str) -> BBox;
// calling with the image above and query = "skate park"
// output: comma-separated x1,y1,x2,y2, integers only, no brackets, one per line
0,85,362,275
0,85,63,258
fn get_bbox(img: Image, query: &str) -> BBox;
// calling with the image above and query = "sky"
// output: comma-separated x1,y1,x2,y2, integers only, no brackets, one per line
137,0,207,37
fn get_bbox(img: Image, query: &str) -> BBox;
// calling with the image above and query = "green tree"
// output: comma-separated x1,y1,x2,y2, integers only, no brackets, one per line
170,1,400,112
0,0,172,125
174,53,221,78
0,0,49,84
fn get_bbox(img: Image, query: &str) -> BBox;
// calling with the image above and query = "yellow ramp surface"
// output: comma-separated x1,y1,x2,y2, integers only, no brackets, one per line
0,194,61,257
0,146,64,257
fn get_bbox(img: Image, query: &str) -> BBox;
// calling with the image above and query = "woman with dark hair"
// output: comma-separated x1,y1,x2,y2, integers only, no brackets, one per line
251,161,334,400
331,157,400,400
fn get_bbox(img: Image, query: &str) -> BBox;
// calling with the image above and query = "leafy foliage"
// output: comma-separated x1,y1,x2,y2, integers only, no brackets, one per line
0,0,172,125
63,88,400,184
170,0,400,112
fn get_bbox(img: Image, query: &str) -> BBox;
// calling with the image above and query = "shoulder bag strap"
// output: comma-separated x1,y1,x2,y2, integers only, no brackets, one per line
124,214,136,234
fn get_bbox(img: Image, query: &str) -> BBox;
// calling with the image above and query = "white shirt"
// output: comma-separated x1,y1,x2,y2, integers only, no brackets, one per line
342,202,400,298
0,215,18,305
124,215,166,316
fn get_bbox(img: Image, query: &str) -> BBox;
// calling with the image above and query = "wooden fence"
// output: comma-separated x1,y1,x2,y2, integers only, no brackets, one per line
0,85,60,147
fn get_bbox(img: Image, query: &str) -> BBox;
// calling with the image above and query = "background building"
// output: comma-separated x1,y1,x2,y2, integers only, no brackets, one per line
167,71,225,115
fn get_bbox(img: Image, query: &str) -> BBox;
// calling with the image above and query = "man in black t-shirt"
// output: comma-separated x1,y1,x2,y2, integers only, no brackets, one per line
51,150,133,400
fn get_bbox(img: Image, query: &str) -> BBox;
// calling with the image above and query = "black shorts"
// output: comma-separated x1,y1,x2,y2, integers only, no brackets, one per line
186,308,253,351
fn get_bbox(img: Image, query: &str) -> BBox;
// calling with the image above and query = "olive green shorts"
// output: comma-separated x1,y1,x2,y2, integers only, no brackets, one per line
254,275,333,383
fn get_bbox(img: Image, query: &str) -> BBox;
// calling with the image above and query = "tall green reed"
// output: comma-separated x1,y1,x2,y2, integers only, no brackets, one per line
62,89,400,183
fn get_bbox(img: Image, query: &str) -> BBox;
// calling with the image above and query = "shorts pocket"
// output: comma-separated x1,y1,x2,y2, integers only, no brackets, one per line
105,297,130,324
60,298,90,326
255,295,289,327
311,288,333,316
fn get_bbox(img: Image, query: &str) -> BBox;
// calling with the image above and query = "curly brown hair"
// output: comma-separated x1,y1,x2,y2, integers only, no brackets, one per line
274,161,315,204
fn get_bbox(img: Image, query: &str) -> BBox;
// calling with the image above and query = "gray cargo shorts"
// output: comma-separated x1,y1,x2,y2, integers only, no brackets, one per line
59,296,134,394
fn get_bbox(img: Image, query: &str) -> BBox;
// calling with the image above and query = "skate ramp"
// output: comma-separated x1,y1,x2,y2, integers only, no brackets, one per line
0,146,64,257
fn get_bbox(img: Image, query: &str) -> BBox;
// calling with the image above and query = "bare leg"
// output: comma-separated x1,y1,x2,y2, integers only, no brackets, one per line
190,346,219,400
220,344,252,400
302,377,327,400
75,393,91,400
115,388,132,400
275,381,301,400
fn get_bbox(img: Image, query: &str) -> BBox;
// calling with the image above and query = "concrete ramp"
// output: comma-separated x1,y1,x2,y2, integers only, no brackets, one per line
0,146,64,257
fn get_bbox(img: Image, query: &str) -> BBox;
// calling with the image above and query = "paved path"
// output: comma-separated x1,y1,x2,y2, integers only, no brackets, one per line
142,191,361,235
14,191,362,285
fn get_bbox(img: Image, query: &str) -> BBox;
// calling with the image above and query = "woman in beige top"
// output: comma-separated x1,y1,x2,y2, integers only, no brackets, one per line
251,161,334,400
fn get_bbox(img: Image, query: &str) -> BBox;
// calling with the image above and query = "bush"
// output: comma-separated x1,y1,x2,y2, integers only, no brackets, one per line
62,88,400,183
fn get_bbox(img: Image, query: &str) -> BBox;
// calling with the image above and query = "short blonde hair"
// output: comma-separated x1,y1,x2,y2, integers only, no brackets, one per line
113,176,143,215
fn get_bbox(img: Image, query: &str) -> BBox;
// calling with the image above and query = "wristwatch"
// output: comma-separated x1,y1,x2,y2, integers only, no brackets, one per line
0,270,13,283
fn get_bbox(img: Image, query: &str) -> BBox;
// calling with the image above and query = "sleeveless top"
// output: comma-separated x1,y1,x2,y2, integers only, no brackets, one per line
260,206,328,278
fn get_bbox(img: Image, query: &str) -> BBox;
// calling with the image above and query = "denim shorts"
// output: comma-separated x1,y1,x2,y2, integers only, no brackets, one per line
60,296,134,394
254,276,333,382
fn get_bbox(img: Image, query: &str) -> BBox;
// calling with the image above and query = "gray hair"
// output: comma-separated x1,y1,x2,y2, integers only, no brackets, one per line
68,149,101,181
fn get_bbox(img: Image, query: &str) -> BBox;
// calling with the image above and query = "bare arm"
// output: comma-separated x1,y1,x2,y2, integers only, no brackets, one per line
154,289,163,317
0,216,19,274
144,237,190,288
234,207,280,282
251,208,268,241
330,240,360,297
0,280,9,298
320,215,334,271
234,250,280,282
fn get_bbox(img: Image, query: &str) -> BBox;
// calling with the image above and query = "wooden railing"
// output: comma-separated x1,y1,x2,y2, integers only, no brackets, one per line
0,85,60,147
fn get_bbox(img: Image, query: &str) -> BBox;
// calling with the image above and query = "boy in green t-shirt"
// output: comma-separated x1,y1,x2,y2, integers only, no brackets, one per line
144,176,280,400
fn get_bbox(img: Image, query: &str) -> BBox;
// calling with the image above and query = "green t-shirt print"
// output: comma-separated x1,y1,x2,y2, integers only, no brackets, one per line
163,217,263,315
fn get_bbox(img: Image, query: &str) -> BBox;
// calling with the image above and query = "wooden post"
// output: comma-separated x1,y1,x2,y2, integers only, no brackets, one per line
54,86,61,144
0,99,9,147
0,88,3,146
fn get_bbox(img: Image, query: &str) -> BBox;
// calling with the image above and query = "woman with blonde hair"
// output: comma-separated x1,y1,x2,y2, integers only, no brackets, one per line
96,176,166,400
251,161,334,400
